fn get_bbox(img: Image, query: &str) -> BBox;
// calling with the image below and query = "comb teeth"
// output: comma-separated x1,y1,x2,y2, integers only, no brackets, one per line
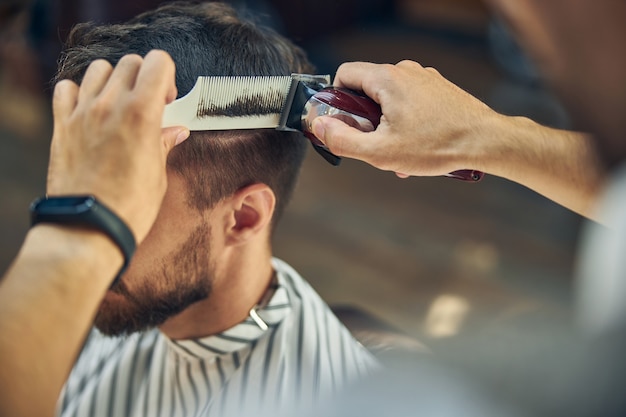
196,76,292,118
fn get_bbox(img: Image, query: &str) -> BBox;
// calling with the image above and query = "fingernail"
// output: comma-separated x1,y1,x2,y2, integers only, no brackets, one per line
311,119,326,145
175,128,190,145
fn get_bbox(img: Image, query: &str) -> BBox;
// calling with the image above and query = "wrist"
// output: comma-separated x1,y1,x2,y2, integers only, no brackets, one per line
29,195,136,285
447,106,507,175
20,225,123,289
473,113,534,178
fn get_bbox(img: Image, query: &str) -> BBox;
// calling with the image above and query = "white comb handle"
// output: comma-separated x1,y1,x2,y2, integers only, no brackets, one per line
162,76,293,130
162,80,203,128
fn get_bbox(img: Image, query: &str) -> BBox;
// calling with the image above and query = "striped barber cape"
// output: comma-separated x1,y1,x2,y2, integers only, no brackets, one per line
56,258,378,417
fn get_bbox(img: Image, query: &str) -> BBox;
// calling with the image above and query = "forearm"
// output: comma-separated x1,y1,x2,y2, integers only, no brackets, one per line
480,114,608,221
0,225,121,417
318,61,608,220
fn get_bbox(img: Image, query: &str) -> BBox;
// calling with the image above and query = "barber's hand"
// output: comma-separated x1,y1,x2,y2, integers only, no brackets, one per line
46,50,190,243
311,60,498,178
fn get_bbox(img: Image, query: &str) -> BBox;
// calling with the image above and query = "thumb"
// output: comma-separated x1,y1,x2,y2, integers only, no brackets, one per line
161,126,190,153
311,116,374,159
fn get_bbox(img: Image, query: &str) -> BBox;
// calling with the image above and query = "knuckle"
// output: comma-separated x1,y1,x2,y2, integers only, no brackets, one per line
378,63,397,77
87,59,113,74
370,64,400,97
376,63,402,87
145,49,175,70
424,66,441,75
118,53,143,67
126,92,147,110
124,94,151,122
363,64,395,95
336,62,351,75
398,60,438,78
147,49,172,62
88,97,113,120
396,59,421,70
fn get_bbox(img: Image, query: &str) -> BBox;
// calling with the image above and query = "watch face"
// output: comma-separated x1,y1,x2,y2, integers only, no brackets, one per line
33,196,96,214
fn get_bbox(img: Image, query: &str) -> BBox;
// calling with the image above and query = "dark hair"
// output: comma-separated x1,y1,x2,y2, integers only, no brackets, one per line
56,1,313,225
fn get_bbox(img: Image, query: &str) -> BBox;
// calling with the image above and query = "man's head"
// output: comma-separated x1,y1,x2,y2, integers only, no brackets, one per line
56,2,314,336
486,0,626,169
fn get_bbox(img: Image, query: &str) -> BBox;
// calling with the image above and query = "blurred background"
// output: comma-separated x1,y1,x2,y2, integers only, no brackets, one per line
0,0,583,353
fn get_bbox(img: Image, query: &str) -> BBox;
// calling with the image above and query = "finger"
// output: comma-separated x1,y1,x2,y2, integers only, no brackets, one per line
52,79,79,121
162,126,190,153
395,172,410,179
333,62,403,105
311,116,375,160
134,50,177,108
334,60,426,105
77,59,114,103
332,62,379,90
101,54,143,95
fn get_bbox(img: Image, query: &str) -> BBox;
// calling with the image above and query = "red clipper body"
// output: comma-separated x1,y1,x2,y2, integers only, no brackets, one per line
300,87,484,182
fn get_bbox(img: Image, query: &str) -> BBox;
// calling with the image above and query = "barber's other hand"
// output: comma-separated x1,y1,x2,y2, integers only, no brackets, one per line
311,60,498,177
46,50,190,243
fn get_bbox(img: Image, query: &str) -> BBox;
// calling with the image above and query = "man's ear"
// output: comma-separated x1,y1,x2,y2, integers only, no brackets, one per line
223,183,275,246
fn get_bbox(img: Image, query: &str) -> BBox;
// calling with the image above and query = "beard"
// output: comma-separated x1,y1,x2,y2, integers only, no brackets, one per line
94,222,213,336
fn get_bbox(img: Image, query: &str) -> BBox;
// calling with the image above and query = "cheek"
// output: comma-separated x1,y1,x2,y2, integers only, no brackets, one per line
119,171,212,289
121,206,202,288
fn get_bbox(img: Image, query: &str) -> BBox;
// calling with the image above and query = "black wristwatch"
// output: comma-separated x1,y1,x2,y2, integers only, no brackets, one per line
29,195,136,286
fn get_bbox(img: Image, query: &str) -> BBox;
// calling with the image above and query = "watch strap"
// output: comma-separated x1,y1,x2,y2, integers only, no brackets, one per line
29,195,136,286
